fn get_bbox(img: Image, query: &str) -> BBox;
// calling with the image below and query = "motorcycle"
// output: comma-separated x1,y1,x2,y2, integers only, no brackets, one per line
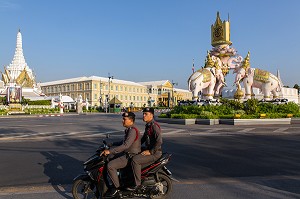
72,140,173,199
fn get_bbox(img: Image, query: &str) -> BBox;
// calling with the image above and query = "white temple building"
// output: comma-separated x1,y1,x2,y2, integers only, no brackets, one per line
0,30,44,102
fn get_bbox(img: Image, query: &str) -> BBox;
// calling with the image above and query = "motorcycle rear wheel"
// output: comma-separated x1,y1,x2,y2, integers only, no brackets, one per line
150,173,173,199
72,179,98,199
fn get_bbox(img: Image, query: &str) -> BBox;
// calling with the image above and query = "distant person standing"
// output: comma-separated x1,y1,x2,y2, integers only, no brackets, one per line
128,107,162,191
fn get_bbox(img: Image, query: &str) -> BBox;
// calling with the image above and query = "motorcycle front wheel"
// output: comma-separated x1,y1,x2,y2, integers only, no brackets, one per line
72,179,98,199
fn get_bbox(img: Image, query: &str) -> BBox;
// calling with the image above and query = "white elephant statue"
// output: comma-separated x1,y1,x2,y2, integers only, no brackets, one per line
188,67,224,100
233,52,283,100
234,67,283,100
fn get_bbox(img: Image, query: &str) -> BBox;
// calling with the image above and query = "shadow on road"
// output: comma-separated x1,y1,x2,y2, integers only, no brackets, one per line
164,134,300,195
40,151,84,199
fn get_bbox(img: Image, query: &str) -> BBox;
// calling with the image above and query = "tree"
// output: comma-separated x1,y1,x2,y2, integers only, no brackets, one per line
293,84,300,94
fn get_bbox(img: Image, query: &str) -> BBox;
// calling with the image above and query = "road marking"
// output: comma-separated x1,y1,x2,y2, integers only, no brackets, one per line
77,130,123,137
238,128,256,133
0,130,123,140
273,128,289,133
191,128,221,135
163,129,185,135
3,131,70,138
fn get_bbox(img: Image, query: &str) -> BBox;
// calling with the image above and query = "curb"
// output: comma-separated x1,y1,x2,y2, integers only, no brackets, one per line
38,114,64,117
156,118,292,125
219,118,291,125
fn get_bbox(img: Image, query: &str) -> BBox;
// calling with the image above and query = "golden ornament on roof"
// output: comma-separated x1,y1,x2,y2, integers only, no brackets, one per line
204,52,214,68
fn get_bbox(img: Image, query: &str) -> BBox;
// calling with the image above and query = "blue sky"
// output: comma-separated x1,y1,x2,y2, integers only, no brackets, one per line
0,0,299,89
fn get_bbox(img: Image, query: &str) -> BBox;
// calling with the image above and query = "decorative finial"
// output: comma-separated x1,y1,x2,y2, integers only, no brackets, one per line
215,11,222,25
241,52,250,69
204,51,214,68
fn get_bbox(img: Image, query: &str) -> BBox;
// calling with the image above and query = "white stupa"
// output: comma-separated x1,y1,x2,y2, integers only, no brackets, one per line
0,29,44,101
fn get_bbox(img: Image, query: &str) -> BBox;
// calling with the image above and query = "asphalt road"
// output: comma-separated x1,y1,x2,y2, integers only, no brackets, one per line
0,113,300,199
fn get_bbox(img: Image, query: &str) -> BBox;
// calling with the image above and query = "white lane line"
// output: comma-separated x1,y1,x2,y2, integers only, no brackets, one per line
238,128,256,133
273,128,289,133
0,130,123,140
5,132,45,138
163,129,185,135
72,130,123,138
191,128,221,135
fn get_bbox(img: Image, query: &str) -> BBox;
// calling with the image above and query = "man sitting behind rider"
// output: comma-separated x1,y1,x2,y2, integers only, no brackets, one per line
129,107,162,191
100,112,141,198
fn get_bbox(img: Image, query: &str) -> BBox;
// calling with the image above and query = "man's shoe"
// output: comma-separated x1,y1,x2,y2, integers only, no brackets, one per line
104,188,119,198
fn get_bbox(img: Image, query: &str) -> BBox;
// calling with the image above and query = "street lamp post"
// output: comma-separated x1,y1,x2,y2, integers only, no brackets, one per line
171,80,178,108
147,88,152,107
107,73,113,113
99,79,104,110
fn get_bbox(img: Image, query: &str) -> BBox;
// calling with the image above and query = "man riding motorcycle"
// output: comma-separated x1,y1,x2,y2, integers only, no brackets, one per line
130,107,163,191
100,112,141,198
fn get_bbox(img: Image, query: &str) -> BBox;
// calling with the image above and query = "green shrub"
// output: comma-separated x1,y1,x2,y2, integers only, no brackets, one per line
239,114,259,119
197,111,218,119
171,114,198,119
0,96,7,105
214,105,234,115
275,102,299,114
219,115,234,119
158,113,168,118
294,112,300,117
171,101,300,119
258,103,275,113
27,100,51,105
233,109,246,115
197,114,218,119
24,108,59,114
244,99,259,114
266,113,289,118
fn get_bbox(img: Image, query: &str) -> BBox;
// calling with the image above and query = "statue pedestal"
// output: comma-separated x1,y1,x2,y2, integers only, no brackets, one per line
8,103,25,115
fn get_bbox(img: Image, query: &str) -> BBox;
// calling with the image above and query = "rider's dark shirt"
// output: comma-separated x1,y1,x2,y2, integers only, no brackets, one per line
141,120,162,155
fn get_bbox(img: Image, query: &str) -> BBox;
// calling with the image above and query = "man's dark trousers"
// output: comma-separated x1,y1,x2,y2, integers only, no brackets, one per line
131,151,162,186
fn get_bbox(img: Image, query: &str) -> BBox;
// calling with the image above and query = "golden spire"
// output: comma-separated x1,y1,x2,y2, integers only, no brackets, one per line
241,52,250,69
211,12,232,47
204,51,214,68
